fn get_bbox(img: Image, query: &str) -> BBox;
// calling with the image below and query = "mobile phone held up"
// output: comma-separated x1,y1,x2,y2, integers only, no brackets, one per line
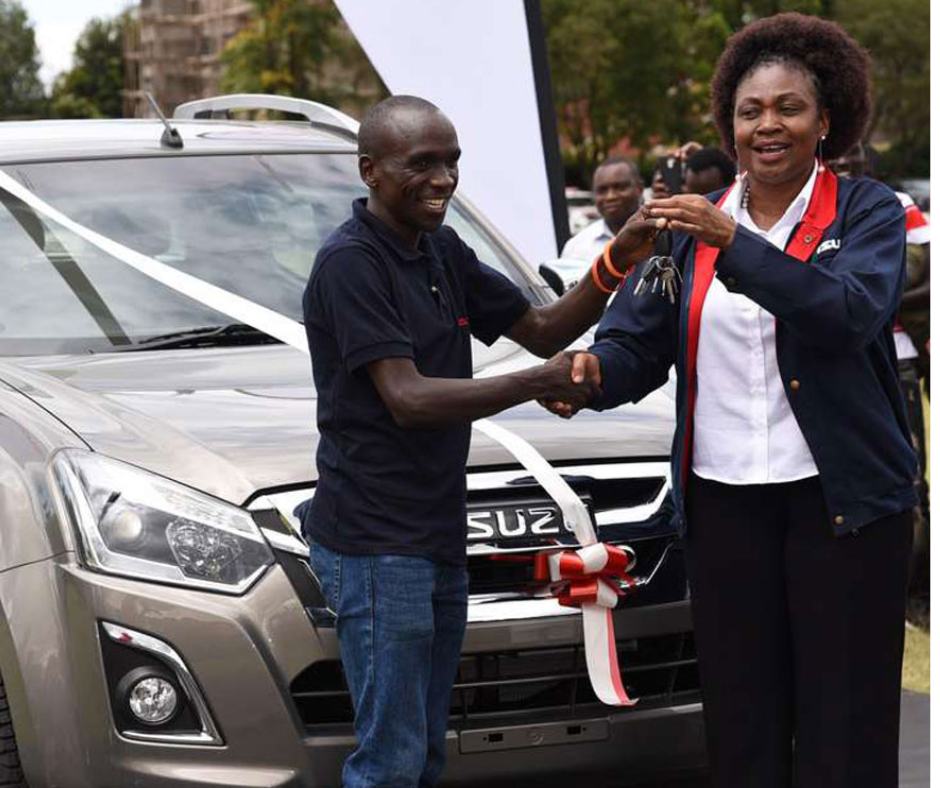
656,156,684,196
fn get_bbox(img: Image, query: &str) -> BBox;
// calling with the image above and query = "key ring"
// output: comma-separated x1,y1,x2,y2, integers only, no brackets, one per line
632,231,681,304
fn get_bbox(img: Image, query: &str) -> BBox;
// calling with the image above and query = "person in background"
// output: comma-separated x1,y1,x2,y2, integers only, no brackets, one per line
682,146,737,195
894,194,930,395
547,13,915,788
650,140,705,199
560,156,643,264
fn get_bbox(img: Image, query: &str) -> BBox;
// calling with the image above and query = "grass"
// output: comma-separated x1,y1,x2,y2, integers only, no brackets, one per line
901,386,929,695
903,622,930,693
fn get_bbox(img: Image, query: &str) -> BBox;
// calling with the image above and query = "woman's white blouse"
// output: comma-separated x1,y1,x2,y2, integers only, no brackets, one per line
691,163,820,485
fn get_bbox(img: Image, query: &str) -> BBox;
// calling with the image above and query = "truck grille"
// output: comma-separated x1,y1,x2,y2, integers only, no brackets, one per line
466,532,684,606
259,460,696,729
254,460,679,623
290,632,699,728
460,461,678,620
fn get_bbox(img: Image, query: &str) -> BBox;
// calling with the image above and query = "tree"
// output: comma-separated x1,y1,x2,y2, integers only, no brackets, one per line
220,0,384,115
544,0,929,184
834,0,930,178
710,0,823,28
543,0,730,186
51,16,126,119
0,0,44,119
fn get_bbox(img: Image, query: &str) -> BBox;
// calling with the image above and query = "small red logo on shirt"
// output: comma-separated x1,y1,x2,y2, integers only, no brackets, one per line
457,317,470,328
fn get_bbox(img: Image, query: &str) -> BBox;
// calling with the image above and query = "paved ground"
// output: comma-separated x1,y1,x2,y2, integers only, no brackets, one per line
900,691,930,788
486,691,929,788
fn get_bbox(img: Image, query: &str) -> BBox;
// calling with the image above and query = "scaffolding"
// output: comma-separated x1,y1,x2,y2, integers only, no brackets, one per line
124,0,252,118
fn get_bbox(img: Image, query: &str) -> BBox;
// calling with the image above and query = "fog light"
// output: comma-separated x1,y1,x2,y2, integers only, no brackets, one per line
127,676,178,725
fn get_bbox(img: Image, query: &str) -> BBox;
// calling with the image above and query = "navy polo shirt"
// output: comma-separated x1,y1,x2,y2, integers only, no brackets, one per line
302,199,530,565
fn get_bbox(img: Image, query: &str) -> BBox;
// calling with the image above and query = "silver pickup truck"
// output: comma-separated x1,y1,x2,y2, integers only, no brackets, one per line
0,95,704,787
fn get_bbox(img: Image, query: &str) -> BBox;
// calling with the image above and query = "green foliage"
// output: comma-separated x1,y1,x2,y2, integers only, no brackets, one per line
543,0,730,186
220,0,384,114
834,0,930,178
49,93,103,120
544,0,928,185
0,0,45,119
51,16,126,119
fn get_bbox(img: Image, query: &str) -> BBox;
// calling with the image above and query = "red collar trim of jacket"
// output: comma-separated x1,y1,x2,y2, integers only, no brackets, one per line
680,164,838,485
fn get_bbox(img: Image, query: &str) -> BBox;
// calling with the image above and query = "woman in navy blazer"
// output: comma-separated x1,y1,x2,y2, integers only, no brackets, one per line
554,13,917,788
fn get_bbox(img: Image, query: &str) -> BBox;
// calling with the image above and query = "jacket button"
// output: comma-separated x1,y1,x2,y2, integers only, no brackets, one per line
834,515,844,526
789,379,801,391
726,276,737,288
851,528,860,537
804,234,814,244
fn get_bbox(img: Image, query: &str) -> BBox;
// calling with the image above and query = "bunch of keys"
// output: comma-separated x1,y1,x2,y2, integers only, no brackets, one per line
633,230,682,304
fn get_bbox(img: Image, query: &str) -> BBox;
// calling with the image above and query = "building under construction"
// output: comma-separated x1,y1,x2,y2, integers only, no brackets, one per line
124,0,253,118
123,0,385,119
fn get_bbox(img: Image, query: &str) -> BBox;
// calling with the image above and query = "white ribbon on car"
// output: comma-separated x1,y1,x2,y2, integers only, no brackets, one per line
0,169,634,707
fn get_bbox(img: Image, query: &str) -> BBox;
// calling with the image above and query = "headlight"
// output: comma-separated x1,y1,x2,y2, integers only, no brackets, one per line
53,449,273,594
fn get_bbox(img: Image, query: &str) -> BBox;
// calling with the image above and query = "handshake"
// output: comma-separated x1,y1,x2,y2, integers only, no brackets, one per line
535,351,602,419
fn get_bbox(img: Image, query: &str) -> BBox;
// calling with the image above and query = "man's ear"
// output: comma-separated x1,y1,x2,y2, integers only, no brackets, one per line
359,154,378,189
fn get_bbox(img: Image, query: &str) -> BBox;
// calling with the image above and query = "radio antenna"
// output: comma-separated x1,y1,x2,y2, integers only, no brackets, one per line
145,92,183,150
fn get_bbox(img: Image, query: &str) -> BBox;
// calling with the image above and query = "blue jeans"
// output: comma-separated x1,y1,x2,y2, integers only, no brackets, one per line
310,542,468,788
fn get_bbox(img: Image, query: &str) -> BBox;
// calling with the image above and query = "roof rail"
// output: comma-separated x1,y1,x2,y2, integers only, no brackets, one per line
172,94,360,137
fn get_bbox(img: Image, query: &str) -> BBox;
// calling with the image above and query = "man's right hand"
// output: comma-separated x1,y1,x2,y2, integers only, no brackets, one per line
610,209,667,272
538,352,602,419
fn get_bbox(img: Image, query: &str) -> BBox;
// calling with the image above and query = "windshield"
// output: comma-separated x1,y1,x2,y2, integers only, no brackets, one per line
0,153,534,355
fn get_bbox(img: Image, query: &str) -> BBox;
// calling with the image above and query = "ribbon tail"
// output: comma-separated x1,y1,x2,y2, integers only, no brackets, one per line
582,604,637,707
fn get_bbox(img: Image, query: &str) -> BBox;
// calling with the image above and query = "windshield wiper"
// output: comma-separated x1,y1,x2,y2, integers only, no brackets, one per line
119,323,286,351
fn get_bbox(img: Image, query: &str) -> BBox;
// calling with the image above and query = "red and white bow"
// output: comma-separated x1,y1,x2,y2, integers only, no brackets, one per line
534,542,637,609
534,542,640,706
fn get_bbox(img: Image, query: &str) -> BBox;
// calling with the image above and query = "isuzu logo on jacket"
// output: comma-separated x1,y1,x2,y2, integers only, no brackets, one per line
817,238,841,254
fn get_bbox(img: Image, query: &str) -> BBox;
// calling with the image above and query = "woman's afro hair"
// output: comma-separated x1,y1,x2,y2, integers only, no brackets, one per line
711,13,872,160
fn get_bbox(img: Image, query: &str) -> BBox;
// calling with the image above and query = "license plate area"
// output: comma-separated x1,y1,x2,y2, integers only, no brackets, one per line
459,718,609,753
466,495,594,546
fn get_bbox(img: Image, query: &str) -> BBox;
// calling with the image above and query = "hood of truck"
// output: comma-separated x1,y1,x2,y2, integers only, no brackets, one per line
0,339,675,506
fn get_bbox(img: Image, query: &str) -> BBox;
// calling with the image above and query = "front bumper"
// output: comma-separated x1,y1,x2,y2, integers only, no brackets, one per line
1,554,704,787
301,600,705,786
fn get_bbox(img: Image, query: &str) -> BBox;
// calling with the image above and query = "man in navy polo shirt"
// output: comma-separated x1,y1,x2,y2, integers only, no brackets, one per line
302,95,659,788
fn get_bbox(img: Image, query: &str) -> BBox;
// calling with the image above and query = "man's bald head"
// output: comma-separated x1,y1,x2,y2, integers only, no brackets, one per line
358,95,451,161
357,95,461,248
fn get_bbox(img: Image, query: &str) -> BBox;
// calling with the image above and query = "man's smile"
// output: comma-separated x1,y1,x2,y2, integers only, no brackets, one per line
419,196,449,213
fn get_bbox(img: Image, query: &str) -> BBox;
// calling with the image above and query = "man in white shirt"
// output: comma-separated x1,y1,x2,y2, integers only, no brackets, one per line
560,157,642,266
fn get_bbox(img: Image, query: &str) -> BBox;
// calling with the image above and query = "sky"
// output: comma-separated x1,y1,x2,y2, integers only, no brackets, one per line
23,0,134,87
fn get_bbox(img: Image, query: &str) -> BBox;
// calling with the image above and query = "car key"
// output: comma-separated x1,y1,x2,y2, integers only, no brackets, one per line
633,230,681,302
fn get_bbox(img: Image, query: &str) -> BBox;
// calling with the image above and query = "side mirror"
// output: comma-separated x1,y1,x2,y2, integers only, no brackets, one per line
539,259,588,297
538,263,566,297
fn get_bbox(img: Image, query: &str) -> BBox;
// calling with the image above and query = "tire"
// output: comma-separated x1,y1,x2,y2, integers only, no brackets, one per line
0,677,26,787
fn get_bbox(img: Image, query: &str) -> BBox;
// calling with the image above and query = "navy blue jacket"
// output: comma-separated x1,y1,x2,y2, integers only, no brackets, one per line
591,171,918,537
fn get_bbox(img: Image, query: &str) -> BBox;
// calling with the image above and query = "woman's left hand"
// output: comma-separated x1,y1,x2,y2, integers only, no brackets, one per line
647,195,737,250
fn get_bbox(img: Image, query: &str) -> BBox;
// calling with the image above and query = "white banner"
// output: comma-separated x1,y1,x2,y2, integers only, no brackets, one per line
334,0,559,269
